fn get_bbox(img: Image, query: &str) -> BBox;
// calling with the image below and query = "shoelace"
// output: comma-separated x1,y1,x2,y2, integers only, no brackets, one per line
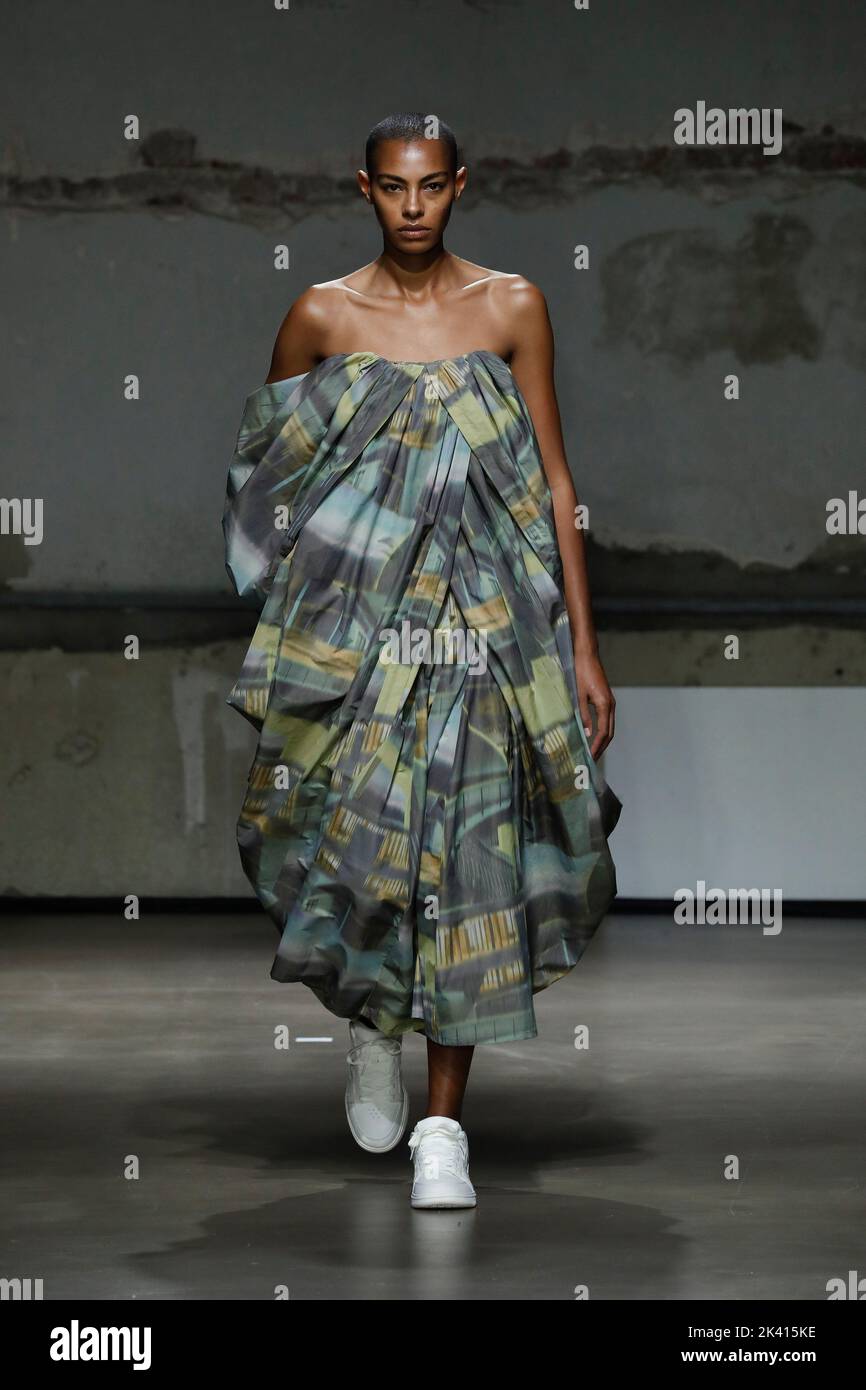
348,1039,401,1102
408,1125,469,1180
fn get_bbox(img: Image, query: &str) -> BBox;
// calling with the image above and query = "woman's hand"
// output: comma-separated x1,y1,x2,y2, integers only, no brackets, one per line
573,647,616,760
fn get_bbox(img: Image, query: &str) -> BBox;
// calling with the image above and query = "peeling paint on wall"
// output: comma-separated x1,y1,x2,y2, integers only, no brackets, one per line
2,125,866,227
589,533,866,614
600,215,821,365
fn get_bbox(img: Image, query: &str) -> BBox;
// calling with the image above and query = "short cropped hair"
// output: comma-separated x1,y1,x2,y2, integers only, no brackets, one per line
365,112,459,178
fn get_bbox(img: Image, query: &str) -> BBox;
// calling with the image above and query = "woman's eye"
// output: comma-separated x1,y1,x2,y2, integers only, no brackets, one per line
379,181,443,193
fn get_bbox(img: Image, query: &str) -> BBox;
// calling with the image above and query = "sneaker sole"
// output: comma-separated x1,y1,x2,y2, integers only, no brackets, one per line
345,1082,410,1154
410,1193,477,1209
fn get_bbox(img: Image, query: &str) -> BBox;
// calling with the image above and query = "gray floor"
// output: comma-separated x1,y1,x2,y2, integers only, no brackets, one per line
1,911,863,1300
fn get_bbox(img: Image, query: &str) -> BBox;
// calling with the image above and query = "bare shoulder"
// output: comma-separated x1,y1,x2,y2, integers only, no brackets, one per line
472,270,551,359
491,272,549,323
456,260,547,313
280,282,340,338
265,284,340,380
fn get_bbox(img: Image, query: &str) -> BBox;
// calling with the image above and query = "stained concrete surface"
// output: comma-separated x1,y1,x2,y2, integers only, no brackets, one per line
1,911,863,1300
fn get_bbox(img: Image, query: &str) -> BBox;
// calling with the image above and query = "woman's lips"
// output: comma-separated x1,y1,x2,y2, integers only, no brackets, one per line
398,227,431,236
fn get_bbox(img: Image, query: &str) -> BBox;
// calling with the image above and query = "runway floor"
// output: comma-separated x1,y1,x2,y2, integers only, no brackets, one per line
1,910,863,1300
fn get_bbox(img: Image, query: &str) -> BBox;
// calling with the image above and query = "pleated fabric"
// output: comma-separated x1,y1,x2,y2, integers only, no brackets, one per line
223,349,622,1045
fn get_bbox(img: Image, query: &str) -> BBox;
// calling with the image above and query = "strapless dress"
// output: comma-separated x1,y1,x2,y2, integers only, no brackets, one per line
222,350,621,1045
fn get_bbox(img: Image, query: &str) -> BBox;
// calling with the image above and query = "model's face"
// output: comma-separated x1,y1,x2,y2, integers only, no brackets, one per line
359,139,465,251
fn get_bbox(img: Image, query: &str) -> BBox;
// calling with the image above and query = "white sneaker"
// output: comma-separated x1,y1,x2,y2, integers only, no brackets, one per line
345,1017,409,1153
408,1115,477,1209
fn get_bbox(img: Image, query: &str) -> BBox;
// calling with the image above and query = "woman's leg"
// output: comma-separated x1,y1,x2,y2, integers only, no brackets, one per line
425,1038,474,1121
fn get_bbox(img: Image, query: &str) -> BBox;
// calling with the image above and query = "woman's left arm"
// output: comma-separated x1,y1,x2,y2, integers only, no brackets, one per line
506,280,616,757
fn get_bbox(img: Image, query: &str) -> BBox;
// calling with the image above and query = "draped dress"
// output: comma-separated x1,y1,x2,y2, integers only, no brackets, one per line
222,349,622,1045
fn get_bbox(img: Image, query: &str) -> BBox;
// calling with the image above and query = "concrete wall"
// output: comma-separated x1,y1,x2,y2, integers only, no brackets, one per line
1,0,864,897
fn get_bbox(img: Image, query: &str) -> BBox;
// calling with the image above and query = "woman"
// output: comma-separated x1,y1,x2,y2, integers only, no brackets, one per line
223,112,621,1210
